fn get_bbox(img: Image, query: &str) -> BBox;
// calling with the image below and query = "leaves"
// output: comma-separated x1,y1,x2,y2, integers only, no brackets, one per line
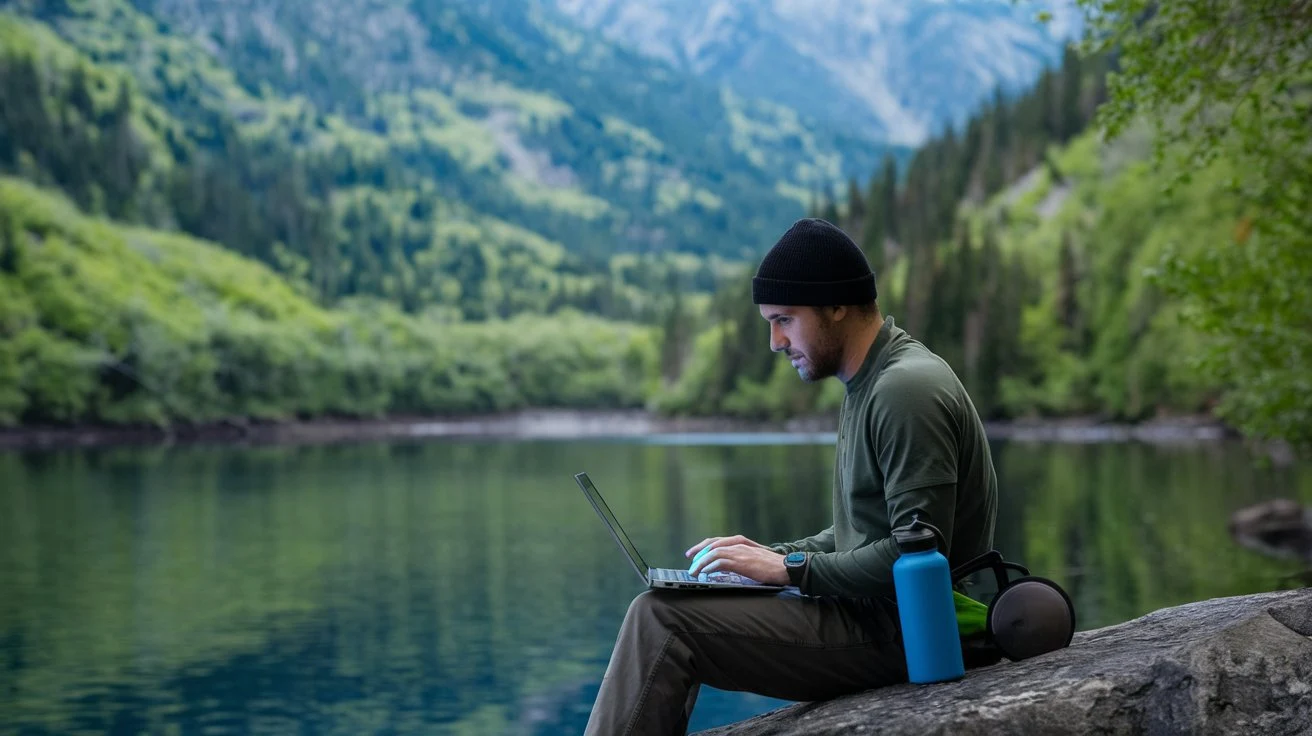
0,177,657,426
1075,0,1312,451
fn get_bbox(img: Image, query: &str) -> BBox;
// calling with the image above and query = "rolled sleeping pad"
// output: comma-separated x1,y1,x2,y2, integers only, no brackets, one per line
987,576,1076,661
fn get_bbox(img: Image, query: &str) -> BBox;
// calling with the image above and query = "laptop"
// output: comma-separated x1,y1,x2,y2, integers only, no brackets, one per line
574,472,786,592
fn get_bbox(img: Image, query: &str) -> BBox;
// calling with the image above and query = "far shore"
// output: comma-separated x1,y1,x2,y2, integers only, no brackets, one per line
0,409,1241,453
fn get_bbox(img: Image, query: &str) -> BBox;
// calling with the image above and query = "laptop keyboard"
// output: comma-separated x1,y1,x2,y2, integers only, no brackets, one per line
652,568,750,585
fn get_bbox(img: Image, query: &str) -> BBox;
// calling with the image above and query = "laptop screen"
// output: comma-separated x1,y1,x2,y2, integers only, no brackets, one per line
574,472,650,582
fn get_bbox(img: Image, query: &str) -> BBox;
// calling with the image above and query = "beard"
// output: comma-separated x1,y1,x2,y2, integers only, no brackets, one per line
790,322,843,383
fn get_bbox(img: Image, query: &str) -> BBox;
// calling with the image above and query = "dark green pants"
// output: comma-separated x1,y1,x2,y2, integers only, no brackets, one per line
585,588,909,736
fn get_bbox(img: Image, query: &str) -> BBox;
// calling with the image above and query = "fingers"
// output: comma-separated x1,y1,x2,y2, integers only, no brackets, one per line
685,538,717,558
685,535,757,558
688,543,743,576
699,558,725,574
688,545,717,575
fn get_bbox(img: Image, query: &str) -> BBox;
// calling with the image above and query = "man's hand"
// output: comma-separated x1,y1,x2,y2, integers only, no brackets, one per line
684,534,771,560
685,535,788,585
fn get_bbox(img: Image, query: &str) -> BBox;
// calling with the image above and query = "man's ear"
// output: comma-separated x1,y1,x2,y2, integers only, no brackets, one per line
828,305,849,322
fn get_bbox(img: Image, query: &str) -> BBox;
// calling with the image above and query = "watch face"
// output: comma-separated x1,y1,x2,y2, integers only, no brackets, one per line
786,552,806,566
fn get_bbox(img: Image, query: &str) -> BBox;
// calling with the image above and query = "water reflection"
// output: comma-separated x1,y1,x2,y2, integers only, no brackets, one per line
0,438,1307,734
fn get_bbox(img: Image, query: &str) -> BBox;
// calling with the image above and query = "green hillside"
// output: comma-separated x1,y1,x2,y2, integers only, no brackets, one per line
653,125,1227,424
0,0,894,314
0,123,1239,430
0,176,656,425
651,42,1277,433
2,1,1303,446
0,22,1227,431
0,79,1229,432
0,9,727,322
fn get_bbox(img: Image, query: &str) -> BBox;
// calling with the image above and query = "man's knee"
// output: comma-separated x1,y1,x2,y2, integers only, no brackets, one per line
624,590,682,630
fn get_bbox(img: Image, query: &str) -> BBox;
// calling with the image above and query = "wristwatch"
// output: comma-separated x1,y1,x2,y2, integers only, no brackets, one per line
783,551,809,586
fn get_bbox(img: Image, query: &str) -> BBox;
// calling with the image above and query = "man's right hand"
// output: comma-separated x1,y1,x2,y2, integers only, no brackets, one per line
685,535,772,562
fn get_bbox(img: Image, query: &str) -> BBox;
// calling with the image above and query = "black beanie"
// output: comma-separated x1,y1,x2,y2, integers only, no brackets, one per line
752,218,877,306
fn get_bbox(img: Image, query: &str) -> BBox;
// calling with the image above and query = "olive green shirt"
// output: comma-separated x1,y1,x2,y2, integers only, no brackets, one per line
771,316,998,599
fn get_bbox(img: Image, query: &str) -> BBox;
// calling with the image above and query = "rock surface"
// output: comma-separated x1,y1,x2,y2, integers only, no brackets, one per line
695,587,1312,736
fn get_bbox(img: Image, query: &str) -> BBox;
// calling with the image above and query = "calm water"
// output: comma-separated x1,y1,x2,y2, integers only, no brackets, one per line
1,436,1309,735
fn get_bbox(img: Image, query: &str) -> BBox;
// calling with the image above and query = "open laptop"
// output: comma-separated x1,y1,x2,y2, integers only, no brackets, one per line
574,472,786,592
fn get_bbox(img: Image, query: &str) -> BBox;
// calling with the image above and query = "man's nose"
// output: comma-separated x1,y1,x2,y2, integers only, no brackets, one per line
769,324,788,353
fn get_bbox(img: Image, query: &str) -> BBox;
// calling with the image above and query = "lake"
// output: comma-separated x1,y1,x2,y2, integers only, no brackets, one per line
2,435,1309,734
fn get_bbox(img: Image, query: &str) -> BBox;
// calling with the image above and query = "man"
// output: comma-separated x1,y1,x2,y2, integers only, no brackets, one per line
586,218,998,736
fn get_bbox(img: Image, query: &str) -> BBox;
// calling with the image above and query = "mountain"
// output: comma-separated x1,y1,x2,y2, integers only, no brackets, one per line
3,0,895,272
547,0,1082,144
0,38,1226,430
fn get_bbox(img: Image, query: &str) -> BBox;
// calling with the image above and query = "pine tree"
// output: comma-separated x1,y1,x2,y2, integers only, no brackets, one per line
1058,45,1083,140
820,186,840,224
933,127,965,234
845,177,864,231
925,225,972,365
0,70,12,168
972,226,1008,416
0,206,19,274
3,56,51,172
65,64,94,119
1056,230,1085,350
659,287,691,383
102,82,142,219
1035,68,1058,139
961,116,984,201
860,154,898,275
54,65,97,210
879,156,899,244
861,169,884,273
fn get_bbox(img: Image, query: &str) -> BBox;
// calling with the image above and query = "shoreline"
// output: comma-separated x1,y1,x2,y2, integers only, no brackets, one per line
0,409,1238,452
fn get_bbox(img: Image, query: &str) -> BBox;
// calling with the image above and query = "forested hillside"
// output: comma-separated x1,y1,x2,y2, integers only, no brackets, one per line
655,44,1245,430
0,0,893,319
0,21,1227,430
653,47,1184,423
3,1,1300,444
0,176,657,425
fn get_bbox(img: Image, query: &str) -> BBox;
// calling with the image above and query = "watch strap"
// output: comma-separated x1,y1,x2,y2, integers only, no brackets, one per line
784,551,809,587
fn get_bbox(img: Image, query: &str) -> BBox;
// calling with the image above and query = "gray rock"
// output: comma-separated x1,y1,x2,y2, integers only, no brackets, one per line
695,587,1312,736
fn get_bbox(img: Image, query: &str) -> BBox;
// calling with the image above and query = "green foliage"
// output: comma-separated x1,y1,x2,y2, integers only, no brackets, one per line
0,177,656,426
3,0,1301,437
656,35,1277,434
980,127,1222,421
661,46,1122,421
0,9,717,324
1077,0,1312,450
2,0,898,299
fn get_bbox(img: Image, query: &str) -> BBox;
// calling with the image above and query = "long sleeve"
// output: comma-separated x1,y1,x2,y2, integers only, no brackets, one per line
787,317,997,601
768,526,836,555
800,482,958,597
796,361,965,598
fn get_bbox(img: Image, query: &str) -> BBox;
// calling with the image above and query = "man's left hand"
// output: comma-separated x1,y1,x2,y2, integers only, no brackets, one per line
687,544,789,585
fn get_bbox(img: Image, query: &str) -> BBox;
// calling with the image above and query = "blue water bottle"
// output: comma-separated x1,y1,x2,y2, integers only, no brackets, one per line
892,520,965,683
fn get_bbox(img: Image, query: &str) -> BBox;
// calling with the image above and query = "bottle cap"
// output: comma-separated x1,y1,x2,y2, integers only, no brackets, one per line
894,527,937,553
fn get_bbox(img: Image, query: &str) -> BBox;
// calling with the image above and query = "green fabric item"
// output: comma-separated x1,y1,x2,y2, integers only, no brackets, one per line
954,591,989,636
769,316,1000,598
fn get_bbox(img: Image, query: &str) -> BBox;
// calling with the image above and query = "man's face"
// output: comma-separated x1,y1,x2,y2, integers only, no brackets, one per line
758,305,843,382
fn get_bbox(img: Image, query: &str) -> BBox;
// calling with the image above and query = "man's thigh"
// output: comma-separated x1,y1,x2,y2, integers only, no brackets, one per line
636,588,908,701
